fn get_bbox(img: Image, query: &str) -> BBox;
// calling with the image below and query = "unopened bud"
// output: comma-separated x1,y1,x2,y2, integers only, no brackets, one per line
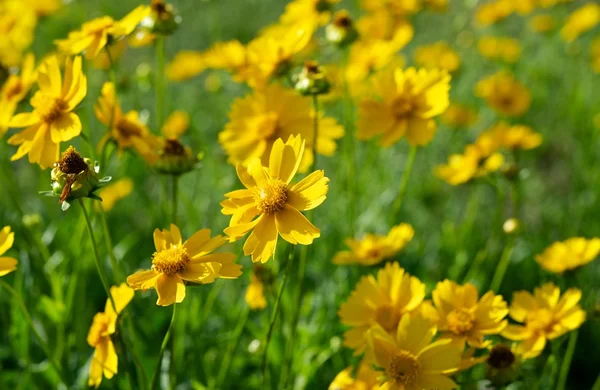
325,10,358,47
154,140,197,175
143,0,181,36
294,60,331,96
485,344,520,387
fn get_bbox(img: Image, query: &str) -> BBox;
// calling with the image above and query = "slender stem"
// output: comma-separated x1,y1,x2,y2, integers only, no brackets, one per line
311,95,319,170
171,175,179,224
155,36,166,131
262,246,295,385
216,306,250,388
0,279,68,387
592,373,600,390
489,238,515,292
99,208,123,282
341,48,357,235
391,145,418,221
150,303,178,390
556,330,578,390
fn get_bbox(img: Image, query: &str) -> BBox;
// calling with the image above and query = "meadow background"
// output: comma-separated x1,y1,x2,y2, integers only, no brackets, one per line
1,0,600,389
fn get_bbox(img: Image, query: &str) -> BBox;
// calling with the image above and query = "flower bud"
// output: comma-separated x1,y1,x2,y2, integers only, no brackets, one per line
503,218,520,235
143,0,181,36
294,60,331,96
154,139,197,176
325,10,358,47
485,344,520,387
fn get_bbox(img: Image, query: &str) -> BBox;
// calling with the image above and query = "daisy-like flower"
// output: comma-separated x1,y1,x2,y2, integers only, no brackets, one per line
127,224,242,306
245,266,269,310
54,5,150,59
367,314,462,390
153,110,198,175
222,135,329,263
362,0,421,17
502,283,586,358
535,237,600,273
475,71,531,117
358,66,451,147
0,53,36,136
477,36,521,64
356,10,414,44
94,81,160,163
338,262,425,354
96,178,134,212
280,0,339,28
0,226,18,277
425,280,509,348
329,361,381,390
413,42,461,73
219,84,344,172
475,1,512,27
0,2,36,69
333,223,414,266
441,103,478,128
345,39,408,86
87,284,134,388
560,3,600,42
7,55,86,169
492,123,542,150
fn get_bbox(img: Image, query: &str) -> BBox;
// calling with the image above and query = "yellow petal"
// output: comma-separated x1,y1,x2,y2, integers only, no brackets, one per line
104,283,135,317
127,269,159,291
243,214,278,263
0,257,17,276
287,170,329,211
0,227,15,257
8,112,40,128
405,117,436,146
418,339,462,374
274,205,320,245
155,274,186,306
396,314,436,355
50,112,82,143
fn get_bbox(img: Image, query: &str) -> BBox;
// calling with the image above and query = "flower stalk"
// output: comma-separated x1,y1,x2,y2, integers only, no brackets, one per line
391,145,418,221
150,303,177,390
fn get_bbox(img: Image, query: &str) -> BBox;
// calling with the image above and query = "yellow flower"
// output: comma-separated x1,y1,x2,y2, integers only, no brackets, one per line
333,223,414,266
127,224,242,306
530,14,555,33
87,284,134,388
535,237,600,273
0,226,18,277
502,283,586,358
358,67,451,147
426,280,508,348
222,135,329,263
338,262,425,354
0,53,36,136
356,10,414,44
560,3,600,42
0,2,36,68
246,274,267,310
493,123,542,150
219,84,344,172
345,39,408,87
165,51,206,81
7,55,86,169
441,103,478,128
280,0,339,28
475,71,531,117
91,39,127,70
478,36,521,63
361,0,421,17
54,5,150,59
414,42,461,73
475,1,513,27
96,178,134,212
94,81,160,163
367,314,462,390
329,362,381,390
435,141,505,186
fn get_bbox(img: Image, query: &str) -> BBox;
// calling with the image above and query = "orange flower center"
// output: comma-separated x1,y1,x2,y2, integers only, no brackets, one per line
388,350,420,385
447,308,475,335
253,178,288,214
527,309,553,331
374,304,401,332
392,96,414,119
3,79,23,101
487,344,515,369
152,246,190,275
38,97,68,123
116,117,143,138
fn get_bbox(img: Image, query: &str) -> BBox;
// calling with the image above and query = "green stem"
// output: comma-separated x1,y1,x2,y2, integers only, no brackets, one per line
216,305,250,388
172,175,179,224
150,303,177,390
592,373,600,390
556,330,578,390
155,36,166,131
99,208,123,282
341,49,357,235
0,279,68,387
391,145,418,222
489,238,515,292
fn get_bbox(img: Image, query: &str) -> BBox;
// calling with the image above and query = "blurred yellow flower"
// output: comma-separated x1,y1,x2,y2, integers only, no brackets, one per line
96,178,134,212
367,315,462,390
153,110,197,175
530,14,555,33
426,280,508,348
493,123,542,150
535,237,600,273
127,224,242,306
475,71,531,117
435,141,505,186
478,36,521,63
166,51,206,81
0,53,36,136
219,84,344,172
362,0,421,17
414,42,461,72
246,273,267,310
345,39,408,86
441,103,478,128
329,362,381,390
222,135,329,263
560,3,600,42
87,284,134,388
0,226,18,277
7,55,86,169
0,2,36,68
475,1,513,27
54,5,150,59
356,11,414,45
502,283,586,358
358,67,451,147
338,262,425,354
91,39,127,70
280,0,339,28
333,223,414,266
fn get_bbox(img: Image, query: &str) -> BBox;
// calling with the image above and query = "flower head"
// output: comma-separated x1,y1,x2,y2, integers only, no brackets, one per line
560,3,600,42
246,265,272,310
535,237,600,273
325,10,358,47
144,0,181,36
329,362,381,390
0,53,36,136
441,103,478,128
475,71,531,117
153,111,197,175
127,225,242,306
484,343,521,387
222,135,329,263
478,36,521,63
0,2,36,69
294,60,332,96
413,42,461,73
0,226,18,277
502,283,586,358
280,0,339,28
96,178,134,212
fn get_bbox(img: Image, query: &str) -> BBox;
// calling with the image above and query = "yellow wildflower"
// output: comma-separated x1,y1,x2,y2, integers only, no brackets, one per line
358,67,451,147
530,14,555,33
345,39,407,87
361,0,421,17
356,12,414,46
96,178,134,212
7,55,86,169
333,223,414,266
560,3,600,42
127,224,242,306
441,103,478,128
502,283,586,358
475,1,513,27
222,135,329,263
475,71,531,117
280,0,339,28
338,262,425,354
329,362,381,390
0,2,36,68
435,140,505,186
0,53,36,136
153,110,197,175
246,274,267,310
0,226,18,277
535,237,600,273
493,123,542,150
478,36,521,63
165,51,206,82
91,39,127,70
414,42,461,73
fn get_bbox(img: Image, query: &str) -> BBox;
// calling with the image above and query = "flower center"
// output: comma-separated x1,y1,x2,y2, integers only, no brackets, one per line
447,308,476,335
152,246,190,275
253,178,288,214
487,344,515,369
38,97,68,123
374,304,400,332
3,79,23,101
57,146,88,174
527,309,553,331
116,118,143,138
256,112,279,139
392,96,414,119
388,350,420,385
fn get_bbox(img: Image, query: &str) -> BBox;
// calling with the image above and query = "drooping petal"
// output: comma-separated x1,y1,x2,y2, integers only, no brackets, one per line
243,214,278,263
155,274,186,306
287,170,329,211
0,257,17,276
8,112,40,128
275,205,320,245
127,269,160,291
50,112,82,143
0,227,15,256
418,339,462,374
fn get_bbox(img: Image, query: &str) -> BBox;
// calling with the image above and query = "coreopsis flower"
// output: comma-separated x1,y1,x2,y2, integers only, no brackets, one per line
333,223,414,266
338,262,425,354
502,283,586,358
0,2,36,69
293,60,331,96
366,315,462,390
535,238,600,273
413,42,461,73
0,53,36,136
166,50,207,81
530,14,555,33
493,123,542,150
441,103,478,128
325,10,358,47
435,143,504,186
280,0,339,28
475,1,513,27
357,67,451,147
475,71,531,117
477,36,521,63
345,40,408,86
222,135,329,263
484,344,521,387
127,224,242,306
87,284,134,388
142,0,181,36
54,5,150,59
219,84,343,172
0,226,18,277
362,0,421,17
356,11,414,44
246,265,272,310
96,178,134,212
154,110,198,175
425,280,508,348
329,362,381,390
94,81,160,163
560,3,600,42
7,55,86,169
